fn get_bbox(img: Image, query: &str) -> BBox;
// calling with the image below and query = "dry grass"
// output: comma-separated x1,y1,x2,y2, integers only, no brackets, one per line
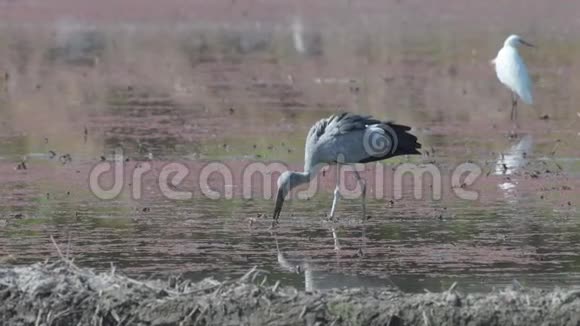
3,251,580,325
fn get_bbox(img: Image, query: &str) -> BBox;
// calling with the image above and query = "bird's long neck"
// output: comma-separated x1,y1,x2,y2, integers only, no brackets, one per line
303,161,323,179
292,171,312,188
286,161,326,192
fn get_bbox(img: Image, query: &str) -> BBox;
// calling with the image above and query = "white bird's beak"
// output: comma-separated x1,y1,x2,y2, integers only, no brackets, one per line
520,39,535,48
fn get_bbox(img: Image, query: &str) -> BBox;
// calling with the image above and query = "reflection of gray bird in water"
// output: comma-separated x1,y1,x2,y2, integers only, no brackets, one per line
272,113,421,223
275,238,314,292
274,236,400,292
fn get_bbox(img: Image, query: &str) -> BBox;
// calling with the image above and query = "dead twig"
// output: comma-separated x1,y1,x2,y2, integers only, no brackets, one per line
299,305,308,318
35,309,43,326
447,282,458,293
239,266,257,283
50,235,66,261
422,310,432,326
179,305,199,326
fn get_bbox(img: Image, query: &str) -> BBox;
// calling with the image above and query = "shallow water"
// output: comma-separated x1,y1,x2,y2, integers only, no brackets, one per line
1,21,580,293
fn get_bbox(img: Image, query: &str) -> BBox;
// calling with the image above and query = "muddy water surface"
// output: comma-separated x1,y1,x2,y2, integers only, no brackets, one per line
1,22,580,293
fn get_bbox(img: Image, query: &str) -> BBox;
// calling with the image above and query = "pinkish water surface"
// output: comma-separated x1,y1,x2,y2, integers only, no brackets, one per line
1,2,580,292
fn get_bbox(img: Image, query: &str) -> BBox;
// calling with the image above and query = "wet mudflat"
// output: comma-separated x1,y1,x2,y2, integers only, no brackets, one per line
1,1,580,296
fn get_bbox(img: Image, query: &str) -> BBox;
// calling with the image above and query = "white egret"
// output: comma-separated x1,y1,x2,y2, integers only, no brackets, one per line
491,34,535,121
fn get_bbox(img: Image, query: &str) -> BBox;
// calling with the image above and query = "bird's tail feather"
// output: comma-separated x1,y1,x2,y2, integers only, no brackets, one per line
358,122,421,164
389,123,422,156
519,90,533,105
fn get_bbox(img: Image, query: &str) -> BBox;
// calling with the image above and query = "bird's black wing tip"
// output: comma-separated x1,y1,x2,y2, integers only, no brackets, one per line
408,148,422,155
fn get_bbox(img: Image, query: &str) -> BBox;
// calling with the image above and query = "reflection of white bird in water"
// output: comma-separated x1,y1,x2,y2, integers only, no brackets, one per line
495,134,533,175
291,16,305,54
272,113,421,224
491,34,535,122
495,134,534,203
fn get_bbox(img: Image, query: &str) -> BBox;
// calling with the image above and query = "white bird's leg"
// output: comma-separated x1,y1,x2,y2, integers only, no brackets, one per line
328,164,341,220
511,92,518,122
353,169,367,219
510,92,520,134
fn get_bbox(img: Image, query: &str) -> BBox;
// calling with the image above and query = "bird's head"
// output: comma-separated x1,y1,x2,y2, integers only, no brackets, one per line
504,34,535,48
273,171,292,221
272,171,309,221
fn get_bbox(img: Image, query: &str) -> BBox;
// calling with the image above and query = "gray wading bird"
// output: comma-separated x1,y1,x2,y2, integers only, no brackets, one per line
272,113,421,224
491,34,535,122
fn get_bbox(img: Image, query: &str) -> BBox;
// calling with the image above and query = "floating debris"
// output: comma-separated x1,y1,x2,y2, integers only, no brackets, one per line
502,163,508,173
59,154,72,165
15,161,27,170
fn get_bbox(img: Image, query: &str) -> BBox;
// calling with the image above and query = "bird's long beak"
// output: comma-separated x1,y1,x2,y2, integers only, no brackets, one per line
272,187,285,221
520,39,535,48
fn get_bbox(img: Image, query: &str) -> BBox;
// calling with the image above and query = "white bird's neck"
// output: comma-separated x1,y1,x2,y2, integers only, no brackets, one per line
502,38,521,51
504,44,518,51
496,44,520,60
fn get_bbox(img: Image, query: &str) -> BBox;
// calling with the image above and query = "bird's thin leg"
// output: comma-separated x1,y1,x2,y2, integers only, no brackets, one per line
509,92,520,134
331,226,340,251
510,93,518,122
353,169,367,220
328,164,341,220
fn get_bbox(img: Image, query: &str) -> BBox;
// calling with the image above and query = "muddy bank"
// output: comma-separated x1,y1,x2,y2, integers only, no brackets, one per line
1,260,579,325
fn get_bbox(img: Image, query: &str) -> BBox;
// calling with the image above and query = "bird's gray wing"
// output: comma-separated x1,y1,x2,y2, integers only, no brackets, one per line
309,113,380,141
328,113,381,136
306,113,421,165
